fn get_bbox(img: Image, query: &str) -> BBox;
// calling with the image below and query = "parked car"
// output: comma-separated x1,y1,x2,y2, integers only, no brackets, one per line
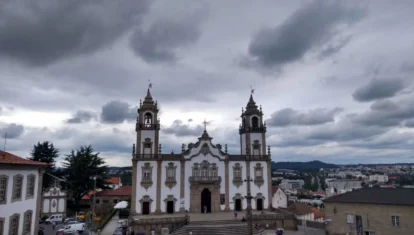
45,214,64,224
113,227,127,235
63,222,85,234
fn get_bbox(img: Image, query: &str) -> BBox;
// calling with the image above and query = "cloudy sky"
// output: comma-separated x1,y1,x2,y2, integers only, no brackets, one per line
1,0,414,166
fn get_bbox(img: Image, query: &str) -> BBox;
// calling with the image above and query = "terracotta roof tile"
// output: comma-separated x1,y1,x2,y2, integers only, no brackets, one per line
81,191,96,200
286,203,313,215
0,150,48,166
311,207,325,219
95,186,131,197
106,176,120,185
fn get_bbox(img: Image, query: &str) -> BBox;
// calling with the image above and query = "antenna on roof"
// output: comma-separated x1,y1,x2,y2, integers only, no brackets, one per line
3,132,6,152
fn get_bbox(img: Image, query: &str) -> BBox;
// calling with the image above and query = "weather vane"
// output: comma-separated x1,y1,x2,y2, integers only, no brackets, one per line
148,79,152,89
250,85,255,95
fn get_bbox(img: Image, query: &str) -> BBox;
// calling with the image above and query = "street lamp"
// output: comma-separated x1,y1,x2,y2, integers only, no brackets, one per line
90,176,97,235
244,177,253,235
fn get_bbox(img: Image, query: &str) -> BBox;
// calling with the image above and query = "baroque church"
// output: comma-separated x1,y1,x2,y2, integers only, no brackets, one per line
130,88,272,215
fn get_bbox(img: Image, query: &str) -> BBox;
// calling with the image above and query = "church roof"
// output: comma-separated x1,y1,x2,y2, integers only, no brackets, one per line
242,94,261,116
0,150,48,167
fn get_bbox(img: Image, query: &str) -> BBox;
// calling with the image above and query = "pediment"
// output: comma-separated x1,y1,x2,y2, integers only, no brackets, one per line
184,140,226,161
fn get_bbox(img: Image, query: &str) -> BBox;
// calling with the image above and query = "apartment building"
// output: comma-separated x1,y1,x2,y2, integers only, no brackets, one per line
0,151,47,235
279,179,304,190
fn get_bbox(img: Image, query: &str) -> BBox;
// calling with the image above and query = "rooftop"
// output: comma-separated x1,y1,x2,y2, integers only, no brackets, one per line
94,185,131,197
0,150,48,167
106,176,120,185
286,202,313,215
324,188,414,206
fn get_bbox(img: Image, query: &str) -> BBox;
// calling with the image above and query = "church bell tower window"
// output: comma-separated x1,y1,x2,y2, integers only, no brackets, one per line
144,113,152,127
143,138,152,155
252,140,260,155
252,116,259,128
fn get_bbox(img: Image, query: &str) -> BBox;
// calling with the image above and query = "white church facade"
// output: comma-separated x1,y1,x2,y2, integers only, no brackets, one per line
131,89,273,215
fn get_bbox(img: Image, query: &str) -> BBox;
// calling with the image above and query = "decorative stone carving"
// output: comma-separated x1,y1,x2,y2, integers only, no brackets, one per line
141,162,153,190
165,162,177,189
200,143,210,156
52,200,57,208
253,163,264,188
232,163,243,188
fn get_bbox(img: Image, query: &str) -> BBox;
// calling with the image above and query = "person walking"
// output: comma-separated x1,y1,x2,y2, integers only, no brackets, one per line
52,221,56,230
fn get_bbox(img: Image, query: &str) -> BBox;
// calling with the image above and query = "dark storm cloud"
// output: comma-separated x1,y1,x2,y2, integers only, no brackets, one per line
244,0,365,68
352,79,405,102
0,123,24,139
0,0,151,66
100,100,137,124
404,119,414,127
266,107,343,127
66,110,97,124
163,120,203,137
352,97,414,127
130,9,207,63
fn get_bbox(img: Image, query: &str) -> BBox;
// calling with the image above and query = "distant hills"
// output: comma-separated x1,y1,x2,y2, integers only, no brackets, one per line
271,160,339,170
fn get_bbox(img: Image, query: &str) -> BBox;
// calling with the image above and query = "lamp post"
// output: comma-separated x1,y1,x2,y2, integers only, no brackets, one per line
244,177,253,235
91,176,97,235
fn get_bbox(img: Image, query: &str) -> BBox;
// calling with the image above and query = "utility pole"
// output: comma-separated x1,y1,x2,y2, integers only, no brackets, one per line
90,176,97,235
3,132,7,151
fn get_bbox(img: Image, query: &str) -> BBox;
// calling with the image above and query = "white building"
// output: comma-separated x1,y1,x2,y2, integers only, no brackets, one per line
131,89,272,215
41,183,66,217
105,176,122,189
327,180,362,191
271,187,287,208
369,174,388,183
279,179,304,190
0,151,47,235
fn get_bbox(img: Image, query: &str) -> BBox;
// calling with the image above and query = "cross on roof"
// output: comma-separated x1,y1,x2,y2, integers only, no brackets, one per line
203,119,208,131
148,79,152,89
250,85,255,95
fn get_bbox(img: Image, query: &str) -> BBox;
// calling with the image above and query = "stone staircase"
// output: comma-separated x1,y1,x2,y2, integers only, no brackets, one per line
172,221,264,235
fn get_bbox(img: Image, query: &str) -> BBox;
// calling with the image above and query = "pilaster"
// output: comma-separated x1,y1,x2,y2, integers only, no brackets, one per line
267,160,272,209
131,159,138,214
34,168,46,233
155,160,162,214
224,159,230,211
179,160,185,212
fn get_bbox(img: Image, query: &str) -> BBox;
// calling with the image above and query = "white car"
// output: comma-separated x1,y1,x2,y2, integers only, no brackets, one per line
63,222,85,234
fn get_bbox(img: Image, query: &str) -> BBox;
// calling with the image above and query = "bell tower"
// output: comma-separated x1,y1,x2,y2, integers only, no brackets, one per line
239,92,267,155
135,88,160,156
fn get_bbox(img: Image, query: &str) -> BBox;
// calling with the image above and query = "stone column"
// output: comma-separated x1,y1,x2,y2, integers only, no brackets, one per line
179,160,185,212
155,160,162,214
224,160,230,211
34,168,46,233
131,159,138,215
267,160,272,209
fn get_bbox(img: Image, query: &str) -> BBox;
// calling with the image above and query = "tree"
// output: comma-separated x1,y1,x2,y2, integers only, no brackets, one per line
62,145,109,210
28,141,59,189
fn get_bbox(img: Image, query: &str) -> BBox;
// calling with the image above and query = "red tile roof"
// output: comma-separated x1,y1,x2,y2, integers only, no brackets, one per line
81,191,96,200
106,176,120,185
95,186,131,197
0,150,48,166
286,203,313,215
311,207,325,219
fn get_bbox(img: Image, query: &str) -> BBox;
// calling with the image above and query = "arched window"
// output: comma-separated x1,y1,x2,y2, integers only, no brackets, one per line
252,116,259,128
144,113,152,127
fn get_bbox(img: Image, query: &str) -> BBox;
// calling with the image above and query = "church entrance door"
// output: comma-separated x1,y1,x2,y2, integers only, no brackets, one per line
142,202,150,215
201,188,211,213
167,201,174,214
235,199,242,211
256,199,263,211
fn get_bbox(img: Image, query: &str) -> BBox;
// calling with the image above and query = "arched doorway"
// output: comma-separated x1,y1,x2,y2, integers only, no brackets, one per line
201,188,211,213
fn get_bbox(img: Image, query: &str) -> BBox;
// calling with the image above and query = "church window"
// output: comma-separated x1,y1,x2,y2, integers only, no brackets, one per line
143,138,152,155
252,140,260,155
165,162,177,189
192,164,200,177
201,168,208,177
253,163,264,188
210,164,218,177
252,116,259,128
144,113,152,127
232,163,243,188
141,163,153,190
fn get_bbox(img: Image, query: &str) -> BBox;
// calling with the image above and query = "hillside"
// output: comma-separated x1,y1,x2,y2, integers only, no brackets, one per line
271,160,338,170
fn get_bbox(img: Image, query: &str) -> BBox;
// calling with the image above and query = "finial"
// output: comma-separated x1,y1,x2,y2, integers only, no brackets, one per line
132,144,135,155
140,99,142,107
203,119,208,132
148,79,152,90
225,144,228,154
260,105,262,112
159,144,162,154
250,85,255,95
267,145,271,156
181,144,186,153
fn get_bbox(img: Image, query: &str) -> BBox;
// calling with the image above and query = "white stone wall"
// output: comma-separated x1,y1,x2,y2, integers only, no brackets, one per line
135,161,157,214
228,161,247,210
160,161,181,212
272,189,287,208
0,169,40,235
249,161,269,210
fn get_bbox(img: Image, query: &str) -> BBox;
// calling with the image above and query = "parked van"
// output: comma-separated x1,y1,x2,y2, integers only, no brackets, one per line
45,214,63,224
64,222,85,234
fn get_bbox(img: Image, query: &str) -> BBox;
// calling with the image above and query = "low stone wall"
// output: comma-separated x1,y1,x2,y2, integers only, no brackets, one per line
252,213,298,230
129,215,188,235
297,220,326,229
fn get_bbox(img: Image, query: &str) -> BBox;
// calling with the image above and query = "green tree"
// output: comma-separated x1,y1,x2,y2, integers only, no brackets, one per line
28,141,59,189
62,145,109,210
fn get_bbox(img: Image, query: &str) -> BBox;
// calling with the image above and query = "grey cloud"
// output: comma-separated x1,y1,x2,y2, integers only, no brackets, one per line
370,99,399,111
352,79,405,102
163,120,204,137
66,110,97,124
130,9,207,63
244,0,365,68
267,107,343,127
0,0,151,66
404,119,414,128
188,119,193,122
0,123,24,139
100,100,137,124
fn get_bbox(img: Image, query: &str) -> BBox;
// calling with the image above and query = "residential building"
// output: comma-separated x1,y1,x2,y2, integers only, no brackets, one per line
369,174,388,183
324,188,414,235
271,187,287,208
0,151,47,235
311,207,325,222
327,180,361,191
285,202,314,221
105,176,122,189
279,179,304,190
92,186,131,215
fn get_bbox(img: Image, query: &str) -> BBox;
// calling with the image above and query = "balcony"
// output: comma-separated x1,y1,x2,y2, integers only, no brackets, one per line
136,123,160,131
189,176,222,184
134,154,160,160
239,126,267,134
